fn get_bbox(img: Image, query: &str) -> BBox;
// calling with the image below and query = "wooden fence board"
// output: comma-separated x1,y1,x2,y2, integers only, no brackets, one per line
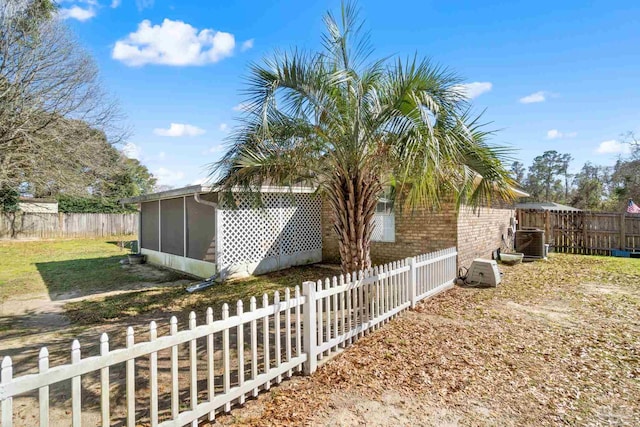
517,209,640,255
0,213,138,239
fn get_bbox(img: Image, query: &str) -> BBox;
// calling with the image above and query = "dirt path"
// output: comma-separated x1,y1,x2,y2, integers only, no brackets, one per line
1,264,189,317
0,264,191,377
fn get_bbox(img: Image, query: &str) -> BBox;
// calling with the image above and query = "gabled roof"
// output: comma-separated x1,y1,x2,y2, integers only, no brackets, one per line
515,201,581,212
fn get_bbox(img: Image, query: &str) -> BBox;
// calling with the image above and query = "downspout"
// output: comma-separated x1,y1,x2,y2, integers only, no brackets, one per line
194,192,217,208
193,192,225,282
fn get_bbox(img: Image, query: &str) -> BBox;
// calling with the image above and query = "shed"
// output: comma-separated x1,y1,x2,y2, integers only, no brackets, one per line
121,185,322,278
514,202,581,212
18,198,58,213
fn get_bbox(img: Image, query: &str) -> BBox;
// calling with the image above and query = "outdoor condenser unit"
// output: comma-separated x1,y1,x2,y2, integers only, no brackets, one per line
466,259,502,287
515,229,546,258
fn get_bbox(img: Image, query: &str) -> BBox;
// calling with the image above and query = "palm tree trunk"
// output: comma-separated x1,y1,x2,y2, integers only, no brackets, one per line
327,169,380,274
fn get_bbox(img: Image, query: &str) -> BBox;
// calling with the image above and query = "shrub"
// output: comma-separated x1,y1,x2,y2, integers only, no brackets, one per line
57,195,137,213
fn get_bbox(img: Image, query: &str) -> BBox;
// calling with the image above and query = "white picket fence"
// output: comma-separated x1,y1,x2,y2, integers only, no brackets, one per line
0,248,457,427
306,248,458,371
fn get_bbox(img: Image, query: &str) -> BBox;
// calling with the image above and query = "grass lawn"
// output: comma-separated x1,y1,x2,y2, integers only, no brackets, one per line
0,237,184,302
0,237,339,371
0,237,341,425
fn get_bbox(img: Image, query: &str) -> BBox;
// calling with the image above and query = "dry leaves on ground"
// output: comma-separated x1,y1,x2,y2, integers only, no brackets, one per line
212,254,640,426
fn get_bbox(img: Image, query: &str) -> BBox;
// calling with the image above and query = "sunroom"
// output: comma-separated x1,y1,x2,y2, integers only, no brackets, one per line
121,185,322,279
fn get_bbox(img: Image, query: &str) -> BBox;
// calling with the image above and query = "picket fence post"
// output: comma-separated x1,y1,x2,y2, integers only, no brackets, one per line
408,257,417,308
302,281,317,375
1,356,13,427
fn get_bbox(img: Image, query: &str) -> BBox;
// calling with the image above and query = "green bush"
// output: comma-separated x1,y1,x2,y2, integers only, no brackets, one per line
57,195,138,213
0,186,19,212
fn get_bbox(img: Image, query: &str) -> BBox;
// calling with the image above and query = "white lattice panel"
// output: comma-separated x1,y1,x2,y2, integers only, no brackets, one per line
292,194,322,252
219,192,322,268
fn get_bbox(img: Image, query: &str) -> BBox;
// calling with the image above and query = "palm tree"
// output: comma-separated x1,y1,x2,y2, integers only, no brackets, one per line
213,2,516,273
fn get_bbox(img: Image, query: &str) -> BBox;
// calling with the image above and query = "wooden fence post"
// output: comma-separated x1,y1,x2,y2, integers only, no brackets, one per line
544,210,551,244
620,213,626,251
302,281,317,375
408,257,417,308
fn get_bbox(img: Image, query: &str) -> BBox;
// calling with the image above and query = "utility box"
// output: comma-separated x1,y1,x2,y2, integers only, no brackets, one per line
467,259,501,287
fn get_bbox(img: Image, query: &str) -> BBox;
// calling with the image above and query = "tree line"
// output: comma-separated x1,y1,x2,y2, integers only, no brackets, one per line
0,0,155,213
511,132,640,211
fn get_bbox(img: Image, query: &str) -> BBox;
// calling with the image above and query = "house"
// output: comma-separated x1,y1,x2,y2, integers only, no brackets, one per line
120,185,322,278
123,184,527,278
17,198,59,213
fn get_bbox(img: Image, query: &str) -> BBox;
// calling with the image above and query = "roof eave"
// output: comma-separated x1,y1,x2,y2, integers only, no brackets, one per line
120,185,213,204
119,184,318,204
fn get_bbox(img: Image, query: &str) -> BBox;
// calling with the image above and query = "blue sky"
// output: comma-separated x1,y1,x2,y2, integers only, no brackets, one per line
60,0,640,187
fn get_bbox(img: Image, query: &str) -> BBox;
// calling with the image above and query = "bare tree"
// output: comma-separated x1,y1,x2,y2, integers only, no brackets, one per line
0,0,126,195
621,131,640,160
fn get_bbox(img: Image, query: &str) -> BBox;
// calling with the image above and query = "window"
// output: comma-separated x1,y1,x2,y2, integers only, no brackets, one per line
371,196,395,242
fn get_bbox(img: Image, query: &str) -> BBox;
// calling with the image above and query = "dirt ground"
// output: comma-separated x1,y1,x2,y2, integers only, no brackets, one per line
208,254,640,427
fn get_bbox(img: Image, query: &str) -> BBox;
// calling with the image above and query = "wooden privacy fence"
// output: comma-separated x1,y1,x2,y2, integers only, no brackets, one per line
0,213,138,239
0,248,457,427
516,209,640,255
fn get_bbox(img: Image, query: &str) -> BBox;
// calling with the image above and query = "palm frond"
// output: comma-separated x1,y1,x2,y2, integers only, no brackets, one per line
213,0,515,212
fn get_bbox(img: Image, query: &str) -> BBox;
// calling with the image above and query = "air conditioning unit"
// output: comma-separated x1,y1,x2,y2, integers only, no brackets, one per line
515,229,546,258
467,259,501,287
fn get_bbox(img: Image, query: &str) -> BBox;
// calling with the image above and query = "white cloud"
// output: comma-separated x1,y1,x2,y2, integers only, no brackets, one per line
58,5,96,21
158,151,166,159
453,82,492,99
112,19,236,66
153,123,205,137
154,167,185,186
241,39,254,52
111,0,121,8
122,142,142,160
546,129,561,139
209,144,225,153
547,129,577,140
519,91,547,104
232,102,251,112
219,123,229,133
596,140,631,155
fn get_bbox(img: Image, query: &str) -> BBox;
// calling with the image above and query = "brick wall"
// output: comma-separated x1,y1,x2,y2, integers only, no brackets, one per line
456,206,514,269
321,199,457,265
322,198,514,269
